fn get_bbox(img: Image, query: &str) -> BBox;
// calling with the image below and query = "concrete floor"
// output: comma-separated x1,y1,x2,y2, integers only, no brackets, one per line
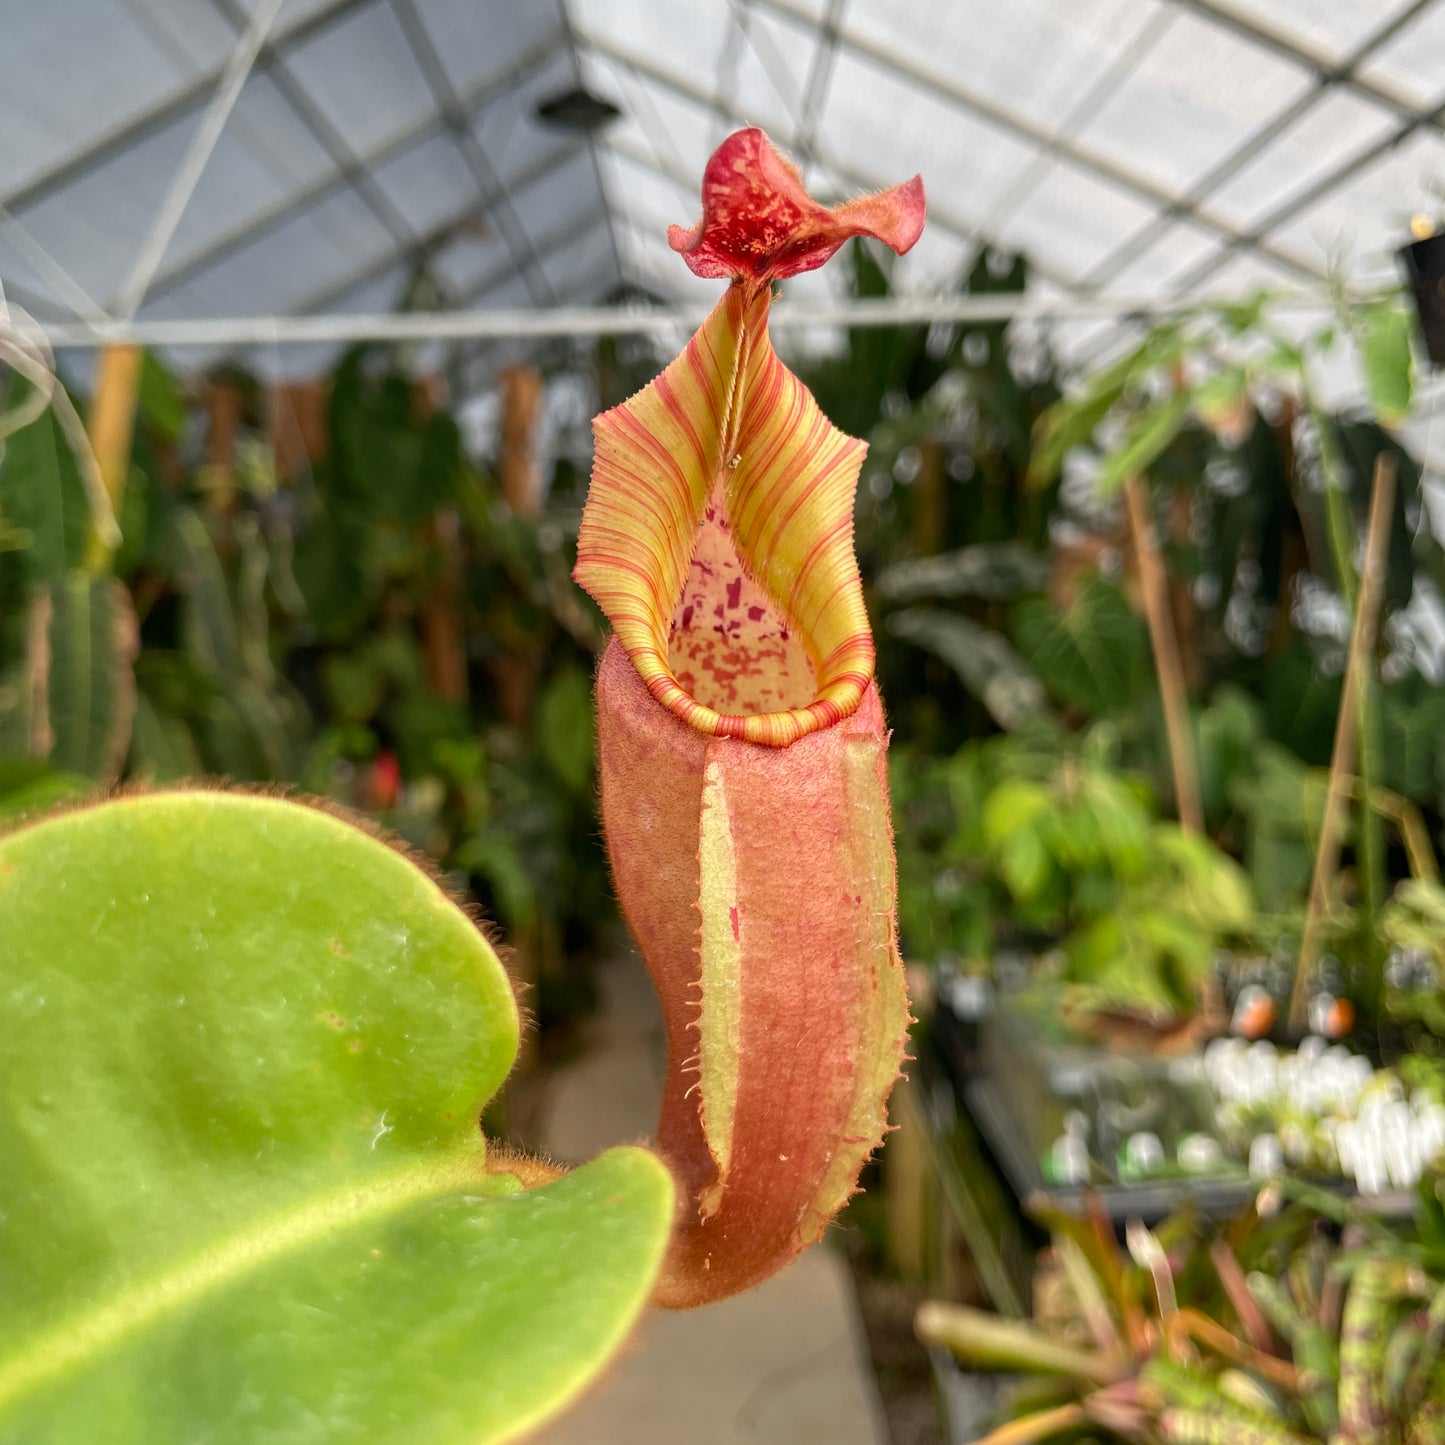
531,953,888,1445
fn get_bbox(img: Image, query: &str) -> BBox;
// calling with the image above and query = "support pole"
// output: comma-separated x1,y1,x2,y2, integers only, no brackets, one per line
84,343,144,571
492,365,544,729
1124,473,1203,834
1287,453,1397,1030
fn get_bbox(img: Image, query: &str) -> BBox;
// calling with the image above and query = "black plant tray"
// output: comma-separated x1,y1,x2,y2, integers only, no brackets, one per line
927,966,1416,1229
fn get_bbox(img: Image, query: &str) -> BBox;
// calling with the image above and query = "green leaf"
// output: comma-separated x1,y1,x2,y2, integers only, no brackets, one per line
0,389,90,585
1093,391,1191,500
1010,577,1149,718
137,353,186,444
997,826,1052,903
0,792,672,1442
33,573,138,783
888,608,1047,730
1358,303,1414,425
875,542,1051,603
170,507,243,683
127,694,203,783
0,759,92,821
1190,365,1251,437
1026,324,1184,490
537,663,595,794
981,776,1052,848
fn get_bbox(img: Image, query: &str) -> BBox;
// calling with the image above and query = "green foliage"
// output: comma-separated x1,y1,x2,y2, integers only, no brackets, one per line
874,541,1051,604
0,379,90,591
0,348,616,993
0,791,672,1442
1010,577,1151,720
0,758,91,820
1357,301,1414,425
34,573,137,782
887,608,1045,730
1228,741,1323,912
0,572,136,785
919,1190,1445,1445
796,243,1062,754
894,729,1255,1018
1025,323,1186,492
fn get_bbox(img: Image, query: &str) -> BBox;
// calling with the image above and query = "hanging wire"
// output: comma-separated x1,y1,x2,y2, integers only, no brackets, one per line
0,305,118,548
0,204,113,329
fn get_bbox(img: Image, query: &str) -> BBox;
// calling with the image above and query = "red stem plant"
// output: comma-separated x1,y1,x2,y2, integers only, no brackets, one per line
574,128,925,1306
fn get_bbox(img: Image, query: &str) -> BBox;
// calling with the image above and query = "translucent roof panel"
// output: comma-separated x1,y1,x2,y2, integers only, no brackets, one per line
3,0,1445,413
1358,3,1445,106
1207,89,1400,231
1076,12,1314,195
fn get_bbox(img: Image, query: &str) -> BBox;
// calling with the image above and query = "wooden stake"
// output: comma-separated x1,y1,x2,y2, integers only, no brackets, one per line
420,506,469,704
1287,453,1397,1030
267,379,330,481
498,365,543,517
1124,474,1203,833
85,344,144,569
204,380,243,515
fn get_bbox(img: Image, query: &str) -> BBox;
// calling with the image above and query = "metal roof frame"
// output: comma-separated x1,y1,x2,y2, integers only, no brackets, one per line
193,0,420,301
1081,0,1437,289
0,0,371,215
6,0,1443,407
38,284,1340,354
585,37,1087,295
741,0,1327,286
138,33,567,307
390,0,558,306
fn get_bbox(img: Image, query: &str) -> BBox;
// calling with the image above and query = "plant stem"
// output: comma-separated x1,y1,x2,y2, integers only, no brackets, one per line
1333,777,1439,886
915,1300,1123,1384
1311,407,1390,1001
1170,1307,1299,1390
1287,452,1397,1031
971,1402,1088,1445
1124,473,1203,833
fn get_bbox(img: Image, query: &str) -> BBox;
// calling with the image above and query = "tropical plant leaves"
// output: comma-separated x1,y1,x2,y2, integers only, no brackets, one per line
874,542,1051,603
1010,577,1150,719
1093,392,1192,500
1357,303,1414,426
888,607,1047,730
0,573,137,785
0,387,90,587
0,791,673,1443
1025,325,1185,491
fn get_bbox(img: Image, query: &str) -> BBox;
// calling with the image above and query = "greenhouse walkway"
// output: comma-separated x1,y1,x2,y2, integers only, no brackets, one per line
532,953,888,1445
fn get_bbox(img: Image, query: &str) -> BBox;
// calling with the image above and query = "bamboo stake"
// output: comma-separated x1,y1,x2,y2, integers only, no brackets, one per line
1124,474,1203,833
1286,453,1397,1031
498,365,543,518
84,343,144,571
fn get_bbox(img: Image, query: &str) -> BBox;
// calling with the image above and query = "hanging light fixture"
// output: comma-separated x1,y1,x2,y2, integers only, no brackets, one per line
534,86,621,133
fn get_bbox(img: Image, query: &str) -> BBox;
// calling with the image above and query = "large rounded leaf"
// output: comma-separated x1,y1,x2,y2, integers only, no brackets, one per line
0,791,673,1443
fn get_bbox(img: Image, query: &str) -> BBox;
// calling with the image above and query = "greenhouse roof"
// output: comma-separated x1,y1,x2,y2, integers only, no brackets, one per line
3,0,1445,405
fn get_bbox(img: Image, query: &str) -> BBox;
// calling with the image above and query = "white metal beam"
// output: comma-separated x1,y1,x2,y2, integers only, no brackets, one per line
112,0,284,321
40,288,1340,351
0,0,372,215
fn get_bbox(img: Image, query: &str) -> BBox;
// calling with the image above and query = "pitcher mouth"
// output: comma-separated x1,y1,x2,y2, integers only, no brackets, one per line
574,284,875,748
